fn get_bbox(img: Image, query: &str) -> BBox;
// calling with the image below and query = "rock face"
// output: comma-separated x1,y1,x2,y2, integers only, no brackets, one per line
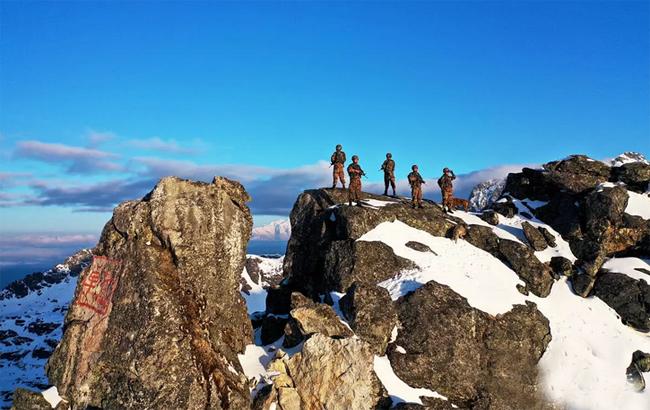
389,281,551,409
256,334,390,410
521,221,548,251
340,283,398,355
283,189,459,296
502,154,650,300
46,177,254,409
592,273,650,332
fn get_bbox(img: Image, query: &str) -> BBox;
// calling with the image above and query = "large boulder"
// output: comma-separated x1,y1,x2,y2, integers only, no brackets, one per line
542,155,611,195
323,240,416,292
288,303,353,340
339,282,398,355
592,272,650,332
283,189,460,296
521,222,548,251
612,162,650,192
498,240,554,297
257,334,391,409
46,177,254,409
389,281,551,409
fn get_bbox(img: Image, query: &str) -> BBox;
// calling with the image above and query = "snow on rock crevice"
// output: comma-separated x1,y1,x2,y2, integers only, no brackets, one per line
358,217,650,410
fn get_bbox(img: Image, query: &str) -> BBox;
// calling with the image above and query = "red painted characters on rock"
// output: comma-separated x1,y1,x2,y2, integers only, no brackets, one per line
75,255,121,316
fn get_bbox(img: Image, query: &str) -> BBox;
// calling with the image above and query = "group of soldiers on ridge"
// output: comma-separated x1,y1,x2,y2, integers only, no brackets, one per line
329,144,457,212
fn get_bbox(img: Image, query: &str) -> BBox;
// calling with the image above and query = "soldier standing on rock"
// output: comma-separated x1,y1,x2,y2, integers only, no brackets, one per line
380,153,396,196
347,155,365,206
330,144,347,189
407,165,425,209
438,167,456,213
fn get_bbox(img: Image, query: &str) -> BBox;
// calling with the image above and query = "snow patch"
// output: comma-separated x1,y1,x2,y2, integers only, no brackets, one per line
359,215,650,409
373,355,449,405
362,220,526,315
41,386,63,408
602,257,650,282
625,190,650,220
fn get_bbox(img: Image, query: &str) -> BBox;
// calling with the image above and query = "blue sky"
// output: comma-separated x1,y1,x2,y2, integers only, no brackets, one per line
1,1,649,256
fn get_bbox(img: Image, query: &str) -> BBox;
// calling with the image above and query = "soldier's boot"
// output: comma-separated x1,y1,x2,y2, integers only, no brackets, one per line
342,183,347,189
418,203,423,209
392,189,396,197
383,189,388,196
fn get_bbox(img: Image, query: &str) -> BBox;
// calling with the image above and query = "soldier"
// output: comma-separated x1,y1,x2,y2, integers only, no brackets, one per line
380,153,396,196
407,165,425,209
347,155,365,206
330,144,347,189
437,167,456,213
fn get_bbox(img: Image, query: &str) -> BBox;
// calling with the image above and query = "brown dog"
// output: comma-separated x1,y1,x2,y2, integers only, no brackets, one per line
449,197,470,211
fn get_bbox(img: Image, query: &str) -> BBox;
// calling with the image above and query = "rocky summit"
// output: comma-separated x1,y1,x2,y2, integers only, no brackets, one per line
7,154,650,410
44,176,254,409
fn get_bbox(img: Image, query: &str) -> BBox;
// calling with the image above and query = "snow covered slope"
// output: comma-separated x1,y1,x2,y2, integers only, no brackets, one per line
0,250,91,409
359,213,650,409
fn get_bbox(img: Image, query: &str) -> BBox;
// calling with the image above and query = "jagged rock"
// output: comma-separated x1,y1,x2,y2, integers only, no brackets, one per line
538,226,557,247
592,272,650,332
498,240,554,297
261,315,288,345
10,388,56,410
405,241,434,253
283,189,460,296
46,177,254,409
583,186,628,240
389,281,551,409
323,240,417,292
289,291,316,309
465,225,501,256
543,155,611,195
534,193,582,239
266,285,293,314
570,273,596,297
612,162,650,192
522,222,548,251
479,210,499,226
340,283,398,355
504,168,555,202
492,200,518,218
549,256,573,277
260,334,391,409
289,303,353,339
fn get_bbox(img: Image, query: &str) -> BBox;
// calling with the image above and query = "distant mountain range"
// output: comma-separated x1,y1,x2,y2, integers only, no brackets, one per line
251,219,291,241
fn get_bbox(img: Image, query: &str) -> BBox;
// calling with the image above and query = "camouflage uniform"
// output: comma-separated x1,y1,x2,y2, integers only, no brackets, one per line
381,158,396,195
408,170,424,208
331,150,347,188
438,171,456,211
347,163,364,204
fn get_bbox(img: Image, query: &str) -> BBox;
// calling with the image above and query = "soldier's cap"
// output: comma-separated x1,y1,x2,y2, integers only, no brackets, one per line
336,144,342,150
352,155,359,160
443,167,450,172
386,152,392,158
412,164,418,170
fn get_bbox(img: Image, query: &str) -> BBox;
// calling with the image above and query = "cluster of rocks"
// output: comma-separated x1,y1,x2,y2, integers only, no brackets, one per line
10,153,648,409
253,188,555,409
494,154,650,331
